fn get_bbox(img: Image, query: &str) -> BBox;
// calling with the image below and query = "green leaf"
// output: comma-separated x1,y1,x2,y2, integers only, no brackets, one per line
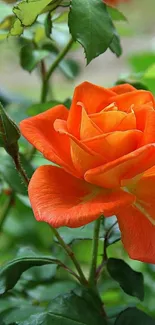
115,308,155,325
27,100,60,115
44,12,52,38
59,222,104,245
144,63,155,79
129,52,155,73
0,154,33,195
107,258,144,301
59,58,80,79
68,0,115,64
0,255,67,294
0,102,20,150
107,6,127,22
13,0,53,27
27,98,71,116
0,306,44,325
109,32,122,57
10,18,24,36
20,44,49,72
18,290,107,325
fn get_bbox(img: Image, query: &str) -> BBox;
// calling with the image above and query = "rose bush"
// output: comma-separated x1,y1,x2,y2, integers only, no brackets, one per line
20,82,155,263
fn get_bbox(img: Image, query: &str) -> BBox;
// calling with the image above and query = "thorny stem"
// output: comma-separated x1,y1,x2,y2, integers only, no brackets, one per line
88,218,101,288
13,153,29,187
51,227,88,286
96,221,118,279
0,191,14,230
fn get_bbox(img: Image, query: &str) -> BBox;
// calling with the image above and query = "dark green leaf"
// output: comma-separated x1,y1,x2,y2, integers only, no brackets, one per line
59,59,80,79
13,0,53,27
27,281,77,301
20,45,49,72
0,154,33,195
44,12,52,38
115,307,155,325
69,0,115,64
0,255,67,294
59,222,104,245
109,32,122,57
0,102,20,149
107,6,127,21
107,258,144,301
0,306,44,325
19,290,107,325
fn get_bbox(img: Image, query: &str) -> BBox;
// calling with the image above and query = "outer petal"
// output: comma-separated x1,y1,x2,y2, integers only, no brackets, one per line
140,109,155,145
110,84,136,94
67,81,115,137
109,90,154,112
85,144,155,189
116,205,155,263
20,105,77,176
28,165,135,228
127,166,155,224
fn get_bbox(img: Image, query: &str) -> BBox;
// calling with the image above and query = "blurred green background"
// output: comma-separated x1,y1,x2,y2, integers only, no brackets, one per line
0,0,155,322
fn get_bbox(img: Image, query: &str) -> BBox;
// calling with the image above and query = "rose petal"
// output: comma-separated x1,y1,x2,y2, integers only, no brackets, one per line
85,144,155,189
67,81,115,137
134,104,153,131
28,165,135,228
127,166,155,224
80,107,102,140
90,110,136,132
20,105,76,176
116,205,155,263
110,90,154,112
54,119,105,176
140,109,155,145
83,130,142,161
110,83,136,94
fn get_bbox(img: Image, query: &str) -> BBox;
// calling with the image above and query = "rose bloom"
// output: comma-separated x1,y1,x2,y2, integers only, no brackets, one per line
20,82,155,263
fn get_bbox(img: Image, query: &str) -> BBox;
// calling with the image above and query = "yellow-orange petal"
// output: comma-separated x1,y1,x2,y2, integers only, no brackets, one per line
83,130,142,161
28,165,135,228
116,205,155,263
85,144,155,189
110,90,154,112
90,110,136,132
20,105,76,176
80,107,102,140
54,119,105,176
110,83,136,95
67,81,115,137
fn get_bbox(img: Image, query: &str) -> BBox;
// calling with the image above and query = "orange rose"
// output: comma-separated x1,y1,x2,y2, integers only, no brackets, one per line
20,82,155,263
